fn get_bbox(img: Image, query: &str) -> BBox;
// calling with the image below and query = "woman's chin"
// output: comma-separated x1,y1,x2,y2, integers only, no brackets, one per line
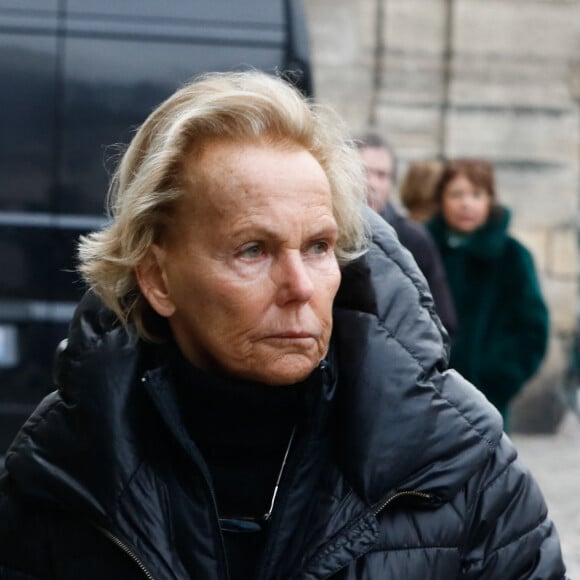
231,354,320,386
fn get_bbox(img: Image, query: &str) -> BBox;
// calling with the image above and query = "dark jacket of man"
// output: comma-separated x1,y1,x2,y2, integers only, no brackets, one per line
0,212,565,579
381,201,457,338
428,208,549,425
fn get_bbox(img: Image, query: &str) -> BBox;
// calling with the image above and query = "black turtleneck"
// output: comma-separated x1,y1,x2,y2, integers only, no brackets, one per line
162,344,313,580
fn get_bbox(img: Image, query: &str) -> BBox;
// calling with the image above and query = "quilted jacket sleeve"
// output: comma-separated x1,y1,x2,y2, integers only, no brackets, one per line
460,435,567,579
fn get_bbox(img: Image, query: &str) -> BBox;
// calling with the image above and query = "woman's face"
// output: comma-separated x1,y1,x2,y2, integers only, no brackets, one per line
139,140,341,385
441,173,491,234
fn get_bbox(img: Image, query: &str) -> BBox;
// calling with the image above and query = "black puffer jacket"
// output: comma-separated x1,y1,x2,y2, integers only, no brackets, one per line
0,212,566,579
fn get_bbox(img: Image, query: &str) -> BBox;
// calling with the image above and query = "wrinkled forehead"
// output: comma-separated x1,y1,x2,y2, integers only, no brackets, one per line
183,134,306,176
165,138,334,235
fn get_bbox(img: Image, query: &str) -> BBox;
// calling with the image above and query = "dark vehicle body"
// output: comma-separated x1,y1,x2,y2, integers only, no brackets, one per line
0,0,312,454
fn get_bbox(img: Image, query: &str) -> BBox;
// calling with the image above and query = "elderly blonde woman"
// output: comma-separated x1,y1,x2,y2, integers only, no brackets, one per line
0,72,566,579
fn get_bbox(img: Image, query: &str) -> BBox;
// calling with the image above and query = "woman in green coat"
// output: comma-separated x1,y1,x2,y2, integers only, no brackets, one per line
428,159,549,429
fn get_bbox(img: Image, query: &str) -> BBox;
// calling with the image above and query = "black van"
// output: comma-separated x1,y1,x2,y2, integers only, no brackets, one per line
0,0,312,454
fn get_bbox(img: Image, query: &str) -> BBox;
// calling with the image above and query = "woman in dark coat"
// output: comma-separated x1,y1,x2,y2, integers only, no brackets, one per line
428,159,549,428
0,74,565,579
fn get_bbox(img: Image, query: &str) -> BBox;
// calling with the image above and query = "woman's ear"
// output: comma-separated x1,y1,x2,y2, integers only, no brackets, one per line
136,244,176,318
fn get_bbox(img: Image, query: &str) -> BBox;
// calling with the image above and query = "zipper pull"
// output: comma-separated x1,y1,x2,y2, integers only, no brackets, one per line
374,490,435,516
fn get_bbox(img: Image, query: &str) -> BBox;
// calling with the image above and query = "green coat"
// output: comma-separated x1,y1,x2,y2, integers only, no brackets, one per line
428,209,549,425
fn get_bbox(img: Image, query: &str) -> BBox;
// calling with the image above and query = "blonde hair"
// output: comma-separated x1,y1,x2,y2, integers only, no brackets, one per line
78,71,368,340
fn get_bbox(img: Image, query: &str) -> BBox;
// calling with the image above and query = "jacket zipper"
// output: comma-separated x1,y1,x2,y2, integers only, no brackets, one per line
373,490,433,516
140,371,230,580
96,525,156,580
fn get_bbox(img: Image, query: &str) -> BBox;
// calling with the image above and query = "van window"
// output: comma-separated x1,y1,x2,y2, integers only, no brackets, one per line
60,10,286,215
0,0,312,458
0,12,58,211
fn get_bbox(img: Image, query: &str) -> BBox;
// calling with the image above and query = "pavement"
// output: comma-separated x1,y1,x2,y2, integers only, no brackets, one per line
512,411,580,578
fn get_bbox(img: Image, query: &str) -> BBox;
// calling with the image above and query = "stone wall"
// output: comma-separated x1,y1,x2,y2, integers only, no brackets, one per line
304,0,580,431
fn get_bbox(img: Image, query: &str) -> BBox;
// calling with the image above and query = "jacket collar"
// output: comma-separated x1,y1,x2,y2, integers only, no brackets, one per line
429,207,511,259
5,291,145,527
332,209,503,505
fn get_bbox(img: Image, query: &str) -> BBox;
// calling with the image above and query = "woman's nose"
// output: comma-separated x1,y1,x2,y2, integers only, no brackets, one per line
275,251,315,305
458,193,471,209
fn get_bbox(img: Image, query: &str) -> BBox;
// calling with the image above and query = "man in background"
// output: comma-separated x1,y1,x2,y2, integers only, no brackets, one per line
356,132,457,338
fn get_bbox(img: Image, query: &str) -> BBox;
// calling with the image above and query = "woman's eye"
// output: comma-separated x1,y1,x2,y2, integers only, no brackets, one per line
238,243,264,259
308,241,330,255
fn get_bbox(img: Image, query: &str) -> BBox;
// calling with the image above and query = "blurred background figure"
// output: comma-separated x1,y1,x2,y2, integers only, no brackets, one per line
399,160,443,223
428,158,549,430
356,132,456,339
